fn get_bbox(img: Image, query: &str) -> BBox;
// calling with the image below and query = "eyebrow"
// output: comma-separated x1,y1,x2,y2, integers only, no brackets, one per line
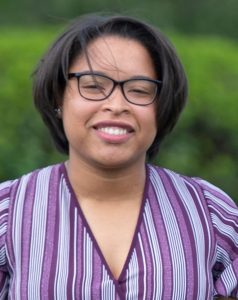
69,70,157,81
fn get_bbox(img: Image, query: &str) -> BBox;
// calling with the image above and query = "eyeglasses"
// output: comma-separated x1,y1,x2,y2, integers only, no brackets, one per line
68,72,162,106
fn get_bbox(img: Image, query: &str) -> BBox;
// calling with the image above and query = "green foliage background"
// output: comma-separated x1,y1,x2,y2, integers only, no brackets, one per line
0,25,238,201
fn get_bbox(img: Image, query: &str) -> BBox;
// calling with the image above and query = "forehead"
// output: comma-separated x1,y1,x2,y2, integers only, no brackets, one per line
70,35,156,79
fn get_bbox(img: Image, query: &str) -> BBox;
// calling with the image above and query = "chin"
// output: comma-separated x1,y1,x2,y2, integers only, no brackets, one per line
92,153,146,170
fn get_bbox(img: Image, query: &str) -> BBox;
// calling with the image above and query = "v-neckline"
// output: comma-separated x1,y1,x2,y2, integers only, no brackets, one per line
60,163,150,284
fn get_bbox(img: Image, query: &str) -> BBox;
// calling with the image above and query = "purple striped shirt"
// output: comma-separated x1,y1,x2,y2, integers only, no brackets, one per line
0,163,238,299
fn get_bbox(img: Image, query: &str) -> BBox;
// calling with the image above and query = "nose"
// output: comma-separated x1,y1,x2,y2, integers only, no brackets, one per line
101,85,130,114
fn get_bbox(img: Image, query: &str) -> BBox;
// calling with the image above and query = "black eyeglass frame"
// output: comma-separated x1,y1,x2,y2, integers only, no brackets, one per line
68,72,162,106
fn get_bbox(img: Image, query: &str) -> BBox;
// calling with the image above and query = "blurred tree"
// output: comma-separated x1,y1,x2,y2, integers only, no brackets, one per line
0,28,237,202
158,35,238,200
0,0,238,39
0,29,65,178
170,0,238,38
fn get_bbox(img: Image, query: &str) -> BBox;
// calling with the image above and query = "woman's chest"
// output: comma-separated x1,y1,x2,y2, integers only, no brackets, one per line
8,196,215,300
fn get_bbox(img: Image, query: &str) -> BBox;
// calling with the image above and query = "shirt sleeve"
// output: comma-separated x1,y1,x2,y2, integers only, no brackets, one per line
0,181,11,299
194,178,238,298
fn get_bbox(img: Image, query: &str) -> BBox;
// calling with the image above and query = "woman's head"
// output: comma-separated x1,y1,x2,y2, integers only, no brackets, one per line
33,14,188,160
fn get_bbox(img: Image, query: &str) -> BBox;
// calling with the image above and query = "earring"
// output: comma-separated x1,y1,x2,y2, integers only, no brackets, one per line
55,108,62,118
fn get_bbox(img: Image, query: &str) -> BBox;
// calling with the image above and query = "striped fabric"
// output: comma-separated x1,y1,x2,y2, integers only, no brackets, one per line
0,163,238,299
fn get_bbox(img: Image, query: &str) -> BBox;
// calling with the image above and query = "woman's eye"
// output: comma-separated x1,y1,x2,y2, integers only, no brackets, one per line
128,88,150,95
83,83,104,91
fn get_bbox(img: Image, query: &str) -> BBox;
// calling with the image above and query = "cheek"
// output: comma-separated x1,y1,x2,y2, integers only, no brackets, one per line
62,99,100,134
137,107,157,149
148,111,157,145
61,99,82,136
144,106,157,133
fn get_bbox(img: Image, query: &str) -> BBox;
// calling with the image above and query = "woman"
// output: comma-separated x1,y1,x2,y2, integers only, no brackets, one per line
0,14,237,299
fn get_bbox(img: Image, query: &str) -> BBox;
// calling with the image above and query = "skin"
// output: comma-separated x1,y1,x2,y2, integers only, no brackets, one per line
61,36,158,279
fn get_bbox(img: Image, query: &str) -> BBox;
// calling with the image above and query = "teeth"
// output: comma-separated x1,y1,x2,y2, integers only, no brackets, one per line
98,127,128,135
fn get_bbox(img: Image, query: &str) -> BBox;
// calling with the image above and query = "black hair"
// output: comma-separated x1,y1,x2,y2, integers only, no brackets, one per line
33,13,188,160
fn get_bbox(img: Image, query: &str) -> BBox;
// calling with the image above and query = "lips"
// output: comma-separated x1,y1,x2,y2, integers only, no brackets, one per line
92,121,135,142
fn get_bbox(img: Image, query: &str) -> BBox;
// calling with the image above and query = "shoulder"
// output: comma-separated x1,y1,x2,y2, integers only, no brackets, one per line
0,164,64,274
0,163,63,204
0,163,63,239
147,164,237,210
0,180,13,228
147,163,238,242
147,163,201,194
0,180,14,201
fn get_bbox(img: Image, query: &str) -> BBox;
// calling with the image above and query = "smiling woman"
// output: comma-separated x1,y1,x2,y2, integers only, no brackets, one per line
62,35,158,171
0,13,238,300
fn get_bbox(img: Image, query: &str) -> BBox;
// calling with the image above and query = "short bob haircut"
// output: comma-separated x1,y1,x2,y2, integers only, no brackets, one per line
33,14,188,160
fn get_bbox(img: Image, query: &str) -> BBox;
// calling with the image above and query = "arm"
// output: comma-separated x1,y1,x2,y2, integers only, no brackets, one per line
194,178,238,299
0,181,11,298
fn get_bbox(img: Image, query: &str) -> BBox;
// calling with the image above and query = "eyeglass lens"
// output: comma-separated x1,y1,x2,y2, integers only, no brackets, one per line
78,74,157,105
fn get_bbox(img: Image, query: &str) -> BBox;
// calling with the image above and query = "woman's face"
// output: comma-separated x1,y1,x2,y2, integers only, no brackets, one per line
62,35,157,170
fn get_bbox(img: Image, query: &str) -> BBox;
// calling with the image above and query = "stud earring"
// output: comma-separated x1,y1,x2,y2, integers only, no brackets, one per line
55,108,62,118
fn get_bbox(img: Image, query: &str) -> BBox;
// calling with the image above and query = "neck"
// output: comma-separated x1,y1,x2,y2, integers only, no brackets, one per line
65,158,147,203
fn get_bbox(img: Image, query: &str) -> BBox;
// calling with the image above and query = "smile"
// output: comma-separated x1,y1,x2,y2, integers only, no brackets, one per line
98,127,128,136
